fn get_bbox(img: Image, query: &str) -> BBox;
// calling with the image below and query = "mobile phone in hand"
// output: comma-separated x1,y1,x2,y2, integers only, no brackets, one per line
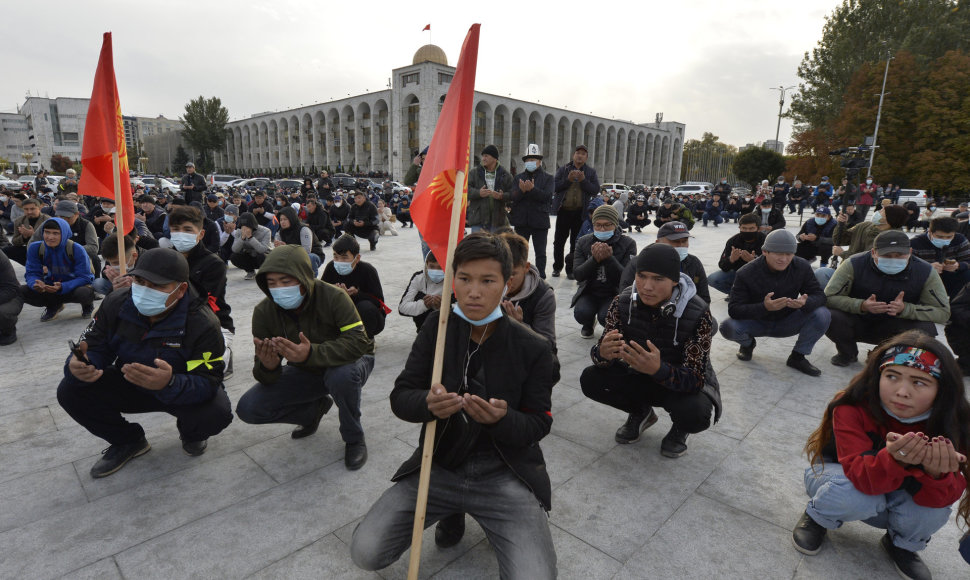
68,340,90,365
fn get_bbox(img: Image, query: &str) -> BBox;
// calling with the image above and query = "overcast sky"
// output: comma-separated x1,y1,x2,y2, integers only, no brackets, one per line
4,0,839,149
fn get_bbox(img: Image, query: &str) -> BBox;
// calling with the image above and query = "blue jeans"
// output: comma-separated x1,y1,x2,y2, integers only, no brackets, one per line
804,462,950,552
708,269,736,295
814,267,835,291
702,211,723,226
351,452,556,578
236,357,374,444
92,277,114,295
308,252,322,274
573,293,611,328
719,307,831,355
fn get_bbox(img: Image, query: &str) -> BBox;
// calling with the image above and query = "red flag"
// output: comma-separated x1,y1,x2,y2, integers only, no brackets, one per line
79,32,134,235
422,24,430,31
410,24,479,266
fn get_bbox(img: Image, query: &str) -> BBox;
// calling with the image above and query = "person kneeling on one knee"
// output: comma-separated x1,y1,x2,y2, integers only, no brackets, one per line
580,243,721,457
56,248,233,478
719,229,831,377
793,332,970,580
236,245,375,471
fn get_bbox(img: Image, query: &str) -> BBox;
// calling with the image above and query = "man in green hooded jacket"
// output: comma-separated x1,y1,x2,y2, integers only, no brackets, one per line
235,245,375,470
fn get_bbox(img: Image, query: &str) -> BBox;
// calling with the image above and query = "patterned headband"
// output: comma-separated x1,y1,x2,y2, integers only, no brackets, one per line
879,345,942,379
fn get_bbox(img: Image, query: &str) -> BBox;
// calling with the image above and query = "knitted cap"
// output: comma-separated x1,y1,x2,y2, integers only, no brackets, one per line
635,243,681,282
591,204,619,227
762,229,797,253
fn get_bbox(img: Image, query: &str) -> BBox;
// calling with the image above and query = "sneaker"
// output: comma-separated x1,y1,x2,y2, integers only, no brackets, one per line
566,271,575,280
292,395,334,439
435,513,466,549
615,408,658,444
660,426,689,458
223,357,234,381
94,292,105,301
345,440,368,470
830,352,857,367
40,304,64,322
181,438,208,456
0,329,16,346
81,304,94,319
791,510,827,555
580,323,595,339
736,337,756,361
881,532,931,580
635,226,642,232
244,271,256,280
369,240,377,251
90,437,151,478
787,352,821,377
551,269,561,278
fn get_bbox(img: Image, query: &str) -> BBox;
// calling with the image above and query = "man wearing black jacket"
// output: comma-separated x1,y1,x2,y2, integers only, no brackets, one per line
346,191,380,251
708,214,765,296
316,170,334,201
510,144,554,278
622,222,711,304
572,205,637,338
552,145,600,278
467,144,514,233
180,162,207,205
351,233,558,578
719,229,831,377
752,198,786,232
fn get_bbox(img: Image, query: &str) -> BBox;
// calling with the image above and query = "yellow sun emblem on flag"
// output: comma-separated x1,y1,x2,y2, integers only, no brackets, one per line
427,169,468,210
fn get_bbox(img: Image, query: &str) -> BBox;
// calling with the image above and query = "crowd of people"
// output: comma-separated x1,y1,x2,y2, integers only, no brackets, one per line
1,146,969,579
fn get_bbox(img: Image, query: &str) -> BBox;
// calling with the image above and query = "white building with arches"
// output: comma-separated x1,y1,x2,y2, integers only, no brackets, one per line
218,45,684,185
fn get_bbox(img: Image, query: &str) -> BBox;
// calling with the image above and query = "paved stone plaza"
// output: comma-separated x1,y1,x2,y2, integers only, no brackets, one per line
1,217,967,579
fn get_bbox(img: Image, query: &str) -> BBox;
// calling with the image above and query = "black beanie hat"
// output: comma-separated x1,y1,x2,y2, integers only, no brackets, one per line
481,144,499,159
635,243,681,282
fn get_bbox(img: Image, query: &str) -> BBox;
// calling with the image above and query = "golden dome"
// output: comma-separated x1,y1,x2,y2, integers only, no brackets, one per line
412,44,448,66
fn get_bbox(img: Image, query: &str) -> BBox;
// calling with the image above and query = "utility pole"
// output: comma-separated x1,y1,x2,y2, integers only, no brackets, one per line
770,85,796,153
868,44,892,178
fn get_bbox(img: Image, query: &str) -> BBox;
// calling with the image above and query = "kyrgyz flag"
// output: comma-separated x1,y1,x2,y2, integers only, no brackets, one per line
410,24,480,266
79,32,134,235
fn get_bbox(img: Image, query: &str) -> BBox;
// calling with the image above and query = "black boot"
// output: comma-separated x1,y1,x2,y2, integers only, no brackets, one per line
881,532,931,580
791,510,827,555
737,338,756,361
787,352,821,377
435,513,466,548
660,425,689,458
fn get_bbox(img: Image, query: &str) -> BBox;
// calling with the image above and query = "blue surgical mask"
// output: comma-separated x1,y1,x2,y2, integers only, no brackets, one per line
821,181,829,185
427,268,445,283
269,285,304,310
593,230,613,241
225,215,235,223
871,212,882,224
876,257,909,275
170,232,199,252
761,208,771,214
333,260,354,276
814,217,827,225
524,161,537,172
675,247,689,261
930,236,951,248
131,283,180,317
453,303,503,326
929,206,937,212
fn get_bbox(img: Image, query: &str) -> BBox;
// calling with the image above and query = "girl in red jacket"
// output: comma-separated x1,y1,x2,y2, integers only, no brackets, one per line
792,331,970,579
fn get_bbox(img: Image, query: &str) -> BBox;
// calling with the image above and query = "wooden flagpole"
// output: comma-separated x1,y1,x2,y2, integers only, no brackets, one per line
406,168,467,580
112,151,127,275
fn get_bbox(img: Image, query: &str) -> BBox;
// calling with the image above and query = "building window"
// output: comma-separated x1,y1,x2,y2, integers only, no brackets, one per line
402,73,420,86
438,73,453,85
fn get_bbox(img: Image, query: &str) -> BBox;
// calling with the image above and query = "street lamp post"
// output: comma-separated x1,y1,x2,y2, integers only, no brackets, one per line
21,152,34,174
868,44,892,178
770,85,796,153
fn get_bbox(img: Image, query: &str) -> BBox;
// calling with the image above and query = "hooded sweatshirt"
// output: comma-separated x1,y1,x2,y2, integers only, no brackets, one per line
25,217,93,293
251,245,373,384
507,264,557,348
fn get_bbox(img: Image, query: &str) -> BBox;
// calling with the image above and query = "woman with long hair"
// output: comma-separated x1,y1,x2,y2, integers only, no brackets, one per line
793,330,970,579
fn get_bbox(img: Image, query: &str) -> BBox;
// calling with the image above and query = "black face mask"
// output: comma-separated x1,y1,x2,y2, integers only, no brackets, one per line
740,231,758,242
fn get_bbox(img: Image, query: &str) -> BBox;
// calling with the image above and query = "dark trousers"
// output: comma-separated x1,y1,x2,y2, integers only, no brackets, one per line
2,245,27,266
395,211,412,226
513,225,548,276
795,241,833,266
236,357,374,444
229,251,266,273
945,324,970,369
580,365,713,433
346,225,379,244
356,300,386,338
941,269,970,300
57,368,233,445
21,284,94,309
825,309,938,358
573,293,612,328
628,216,651,228
0,291,24,334
553,208,583,274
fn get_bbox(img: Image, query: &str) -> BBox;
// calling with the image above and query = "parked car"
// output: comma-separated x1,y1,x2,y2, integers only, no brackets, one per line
387,181,411,195
0,176,22,191
137,176,180,195
601,183,635,199
207,174,241,188
238,178,275,192
897,189,928,208
670,184,711,196
273,178,304,192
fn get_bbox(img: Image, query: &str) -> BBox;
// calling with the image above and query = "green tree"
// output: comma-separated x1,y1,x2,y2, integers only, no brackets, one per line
173,145,191,172
789,0,969,131
50,154,73,173
180,96,229,174
732,147,787,188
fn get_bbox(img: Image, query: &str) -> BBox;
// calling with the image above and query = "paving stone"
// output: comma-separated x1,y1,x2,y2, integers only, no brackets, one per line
614,494,801,579
248,534,381,580
0,452,275,579
0,424,105,485
61,557,123,580
0,464,86,533
0,407,55,445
